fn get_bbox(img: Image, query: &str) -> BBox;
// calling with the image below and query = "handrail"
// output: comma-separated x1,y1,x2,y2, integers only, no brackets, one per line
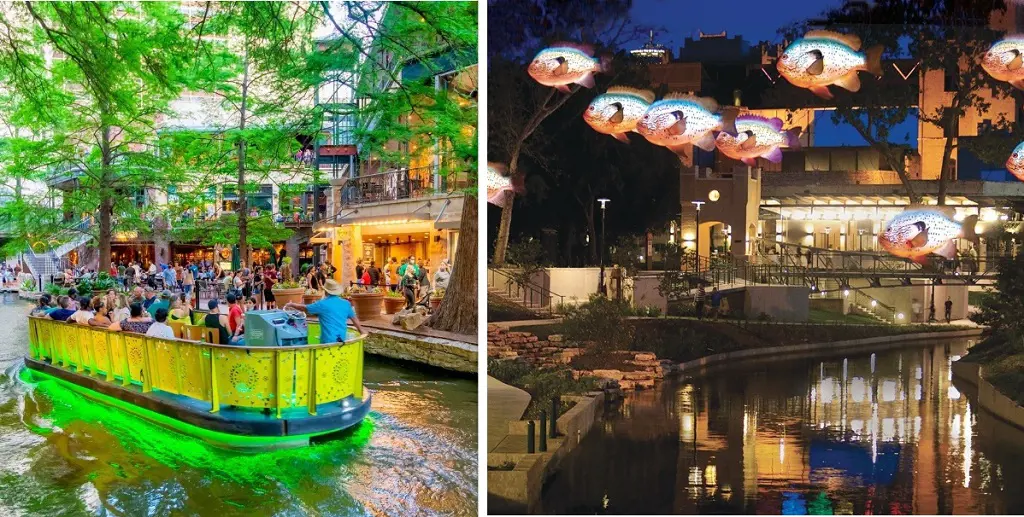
487,267,566,312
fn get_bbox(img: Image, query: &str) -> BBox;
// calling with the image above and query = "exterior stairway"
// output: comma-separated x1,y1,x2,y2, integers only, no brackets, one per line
486,268,563,318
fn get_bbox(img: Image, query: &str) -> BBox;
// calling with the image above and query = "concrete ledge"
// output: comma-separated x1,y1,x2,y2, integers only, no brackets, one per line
678,328,986,374
952,361,1024,432
364,330,477,374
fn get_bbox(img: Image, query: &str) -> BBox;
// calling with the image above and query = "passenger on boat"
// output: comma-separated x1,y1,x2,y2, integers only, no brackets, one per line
141,287,157,310
30,294,52,317
88,296,112,328
226,293,243,334
109,303,153,334
204,299,232,345
146,308,176,339
46,296,75,322
283,279,364,344
147,290,172,318
68,296,95,325
168,295,191,325
111,294,131,323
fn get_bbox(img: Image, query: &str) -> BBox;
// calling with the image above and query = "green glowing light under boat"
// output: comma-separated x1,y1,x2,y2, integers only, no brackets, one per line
20,367,373,451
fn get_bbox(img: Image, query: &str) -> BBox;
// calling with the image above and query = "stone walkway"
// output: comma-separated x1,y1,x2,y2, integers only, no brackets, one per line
362,315,478,345
488,376,530,452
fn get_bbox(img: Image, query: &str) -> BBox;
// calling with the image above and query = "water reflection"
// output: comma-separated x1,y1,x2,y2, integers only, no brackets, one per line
0,301,477,516
540,340,1024,515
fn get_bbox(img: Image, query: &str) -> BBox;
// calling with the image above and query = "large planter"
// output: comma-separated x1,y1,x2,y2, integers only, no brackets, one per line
302,293,323,305
383,296,405,314
430,297,442,311
272,287,304,306
350,292,384,320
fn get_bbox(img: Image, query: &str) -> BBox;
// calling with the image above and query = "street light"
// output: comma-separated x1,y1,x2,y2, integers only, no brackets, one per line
598,198,610,296
692,201,705,272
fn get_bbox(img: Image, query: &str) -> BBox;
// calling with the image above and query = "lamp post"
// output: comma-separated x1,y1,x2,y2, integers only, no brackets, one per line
598,198,610,297
691,201,705,272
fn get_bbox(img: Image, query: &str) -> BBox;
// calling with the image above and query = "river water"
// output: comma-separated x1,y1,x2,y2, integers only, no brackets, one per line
540,337,1024,515
0,300,478,516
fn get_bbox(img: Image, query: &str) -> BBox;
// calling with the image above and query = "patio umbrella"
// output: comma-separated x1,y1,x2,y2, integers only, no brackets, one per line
231,245,240,271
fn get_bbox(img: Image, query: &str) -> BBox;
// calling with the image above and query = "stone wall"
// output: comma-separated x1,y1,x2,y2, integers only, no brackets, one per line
486,325,582,368
364,331,477,374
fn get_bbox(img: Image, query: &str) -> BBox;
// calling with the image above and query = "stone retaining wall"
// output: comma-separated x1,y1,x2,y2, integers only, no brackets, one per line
487,325,582,368
951,361,1024,432
364,331,477,374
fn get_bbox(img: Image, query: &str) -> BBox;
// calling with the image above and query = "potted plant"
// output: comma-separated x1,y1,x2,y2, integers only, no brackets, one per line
302,288,322,305
430,287,445,311
383,289,405,314
91,272,117,297
272,279,304,306
346,285,384,320
281,256,293,281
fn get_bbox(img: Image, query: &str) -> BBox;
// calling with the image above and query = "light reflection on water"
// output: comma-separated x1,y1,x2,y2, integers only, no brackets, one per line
0,300,477,516
540,339,1024,515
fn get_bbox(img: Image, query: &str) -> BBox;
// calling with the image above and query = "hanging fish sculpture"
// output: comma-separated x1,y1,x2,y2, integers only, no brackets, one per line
635,93,738,158
777,30,883,99
487,163,514,207
983,36,1024,89
583,87,655,143
714,115,802,165
528,43,610,93
1006,141,1024,181
878,207,978,264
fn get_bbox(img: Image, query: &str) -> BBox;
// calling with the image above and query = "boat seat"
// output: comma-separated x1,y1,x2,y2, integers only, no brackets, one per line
184,324,220,344
167,321,185,339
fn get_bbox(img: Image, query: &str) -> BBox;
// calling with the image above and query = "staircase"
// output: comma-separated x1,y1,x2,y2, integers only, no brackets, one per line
486,268,565,317
22,221,91,287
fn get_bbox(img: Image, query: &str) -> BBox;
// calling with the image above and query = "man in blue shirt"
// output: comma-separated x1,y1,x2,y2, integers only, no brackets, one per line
46,296,76,322
284,279,364,343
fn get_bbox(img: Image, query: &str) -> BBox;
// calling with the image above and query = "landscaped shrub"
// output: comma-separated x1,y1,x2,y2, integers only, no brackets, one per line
561,295,633,350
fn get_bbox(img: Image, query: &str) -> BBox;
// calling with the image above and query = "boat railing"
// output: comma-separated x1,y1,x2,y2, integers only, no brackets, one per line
27,317,366,419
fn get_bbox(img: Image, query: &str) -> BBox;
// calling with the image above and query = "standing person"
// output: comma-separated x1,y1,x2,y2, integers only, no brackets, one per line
360,267,372,287
368,260,381,287
355,259,364,285
283,279,364,343
944,296,953,323
124,262,136,286
401,267,418,309
912,298,923,323
182,266,195,299
398,255,419,278
695,283,706,320
386,257,399,292
968,245,979,275
262,264,278,309
710,287,722,320
108,261,118,277
433,260,451,291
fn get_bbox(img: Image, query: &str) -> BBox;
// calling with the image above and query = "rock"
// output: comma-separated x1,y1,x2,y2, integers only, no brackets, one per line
635,379,656,390
623,371,655,381
591,369,624,381
634,352,657,361
548,334,563,343
619,380,636,390
396,311,427,330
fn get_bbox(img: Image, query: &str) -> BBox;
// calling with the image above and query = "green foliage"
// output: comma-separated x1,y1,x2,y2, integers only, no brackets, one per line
561,294,633,350
45,283,68,297
609,235,643,278
172,214,292,250
970,254,1024,337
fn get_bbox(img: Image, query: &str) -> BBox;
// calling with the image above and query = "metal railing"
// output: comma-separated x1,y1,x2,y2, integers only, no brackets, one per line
487,267,566,313
28,317,366,418
338,165,466,207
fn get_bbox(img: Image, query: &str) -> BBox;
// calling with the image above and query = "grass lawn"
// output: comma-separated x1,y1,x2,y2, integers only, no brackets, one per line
808,308,882,325
960,332,1024,405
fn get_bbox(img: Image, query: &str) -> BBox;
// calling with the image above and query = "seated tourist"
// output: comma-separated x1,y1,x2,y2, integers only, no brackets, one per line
111,294,131,323
68,296,95,325
147,290,172,318
46,296,76,322
109,303,153,334
229,319,245,346
30,294,53,317
88,296,112,327
204,299,231,345
168,295,191,324
145,308,176,339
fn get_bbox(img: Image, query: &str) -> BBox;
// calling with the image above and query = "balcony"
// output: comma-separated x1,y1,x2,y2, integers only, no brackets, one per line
338,165,467,208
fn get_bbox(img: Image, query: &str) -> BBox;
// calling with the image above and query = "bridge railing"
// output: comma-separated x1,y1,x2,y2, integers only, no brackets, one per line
27,317,365,418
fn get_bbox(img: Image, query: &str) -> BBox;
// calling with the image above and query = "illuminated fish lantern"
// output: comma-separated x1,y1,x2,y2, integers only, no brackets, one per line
777,30,883,99
983,36,1024,88
582,87,656,143
878,207,978,264
1006,141,1024,181
487,162,514,207
528,43,610,93
714,115,802,165
635,93,738,158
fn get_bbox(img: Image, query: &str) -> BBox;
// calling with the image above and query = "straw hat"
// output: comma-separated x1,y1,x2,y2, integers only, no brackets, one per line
324,279,344,296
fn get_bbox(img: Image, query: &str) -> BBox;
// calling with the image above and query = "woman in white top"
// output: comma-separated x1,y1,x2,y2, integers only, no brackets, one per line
68,296,95,325
112,294,131,323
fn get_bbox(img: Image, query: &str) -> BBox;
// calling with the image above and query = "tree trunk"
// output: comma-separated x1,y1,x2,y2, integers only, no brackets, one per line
99,125,113,270
585,203,596,265
493,193,514,265
428,195,477,334
237,48,250,267
937,108,959,206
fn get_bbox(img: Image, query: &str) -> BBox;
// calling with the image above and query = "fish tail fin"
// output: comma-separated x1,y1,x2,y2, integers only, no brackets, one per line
785,127,803,149
864,45,884,76
719,107,739,136
961,214,980,248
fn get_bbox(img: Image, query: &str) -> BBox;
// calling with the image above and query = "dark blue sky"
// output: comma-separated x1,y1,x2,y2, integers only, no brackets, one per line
628,0,846,50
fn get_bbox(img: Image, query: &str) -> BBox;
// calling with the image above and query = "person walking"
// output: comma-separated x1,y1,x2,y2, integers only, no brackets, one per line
695,283,706,320
386,257,399,292
944,296,953,324
355,259,364,285
262,264,279,309
710,287,722,320
368,260,381,287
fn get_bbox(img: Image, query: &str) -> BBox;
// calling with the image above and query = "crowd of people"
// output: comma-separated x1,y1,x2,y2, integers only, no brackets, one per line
350,255,451,310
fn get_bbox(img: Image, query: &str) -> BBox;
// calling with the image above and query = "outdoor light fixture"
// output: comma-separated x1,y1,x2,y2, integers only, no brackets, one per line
843,290,850,297
691,200,705,272
898,313,905,320
708,190,720,202
871,300,878,307
597,198,611,296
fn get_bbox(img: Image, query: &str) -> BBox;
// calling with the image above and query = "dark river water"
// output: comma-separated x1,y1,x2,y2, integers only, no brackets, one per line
0,299,478,516
540,337,1024,515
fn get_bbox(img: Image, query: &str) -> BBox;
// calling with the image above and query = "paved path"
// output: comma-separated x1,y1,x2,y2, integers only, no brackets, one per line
487,376,530,453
